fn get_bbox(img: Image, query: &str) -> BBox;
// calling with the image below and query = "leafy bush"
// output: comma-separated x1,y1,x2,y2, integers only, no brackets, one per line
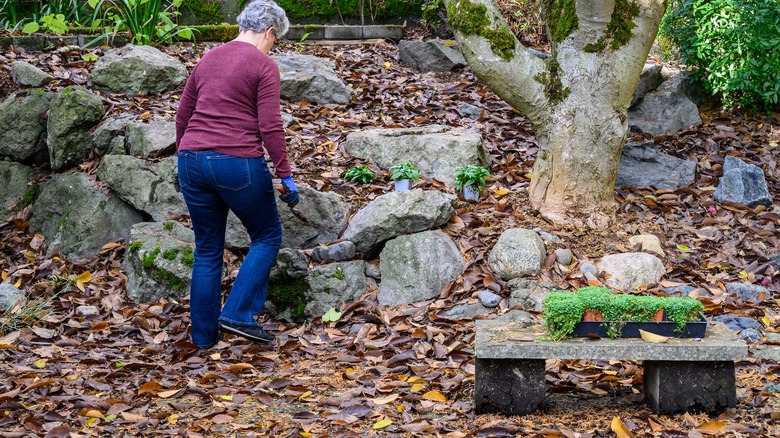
454,164,490,190
275,0,421,23
661,0,780,110
22,13,69,35
343,164,376,184
389,161,420,181
88,0,194,46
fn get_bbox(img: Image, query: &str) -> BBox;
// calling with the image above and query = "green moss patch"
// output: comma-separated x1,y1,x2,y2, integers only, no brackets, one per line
141,246,161,269
534,57,570,103
585,0,640,53
268,277,308,318
182,247,194,268
543,0,578,43
446,0,516,61
182,0,224,24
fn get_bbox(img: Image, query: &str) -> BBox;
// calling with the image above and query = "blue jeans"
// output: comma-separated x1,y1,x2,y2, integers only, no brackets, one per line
178,150,282,348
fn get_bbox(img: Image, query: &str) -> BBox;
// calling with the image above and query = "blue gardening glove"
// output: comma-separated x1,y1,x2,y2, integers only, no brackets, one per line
278,176,300,207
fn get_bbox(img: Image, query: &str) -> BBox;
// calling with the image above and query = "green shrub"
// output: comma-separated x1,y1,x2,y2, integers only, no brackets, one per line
343,164,376,184
661,0,780,110
389,161,420,181
275,0,421,22
87,0,195,46
454,164,490,190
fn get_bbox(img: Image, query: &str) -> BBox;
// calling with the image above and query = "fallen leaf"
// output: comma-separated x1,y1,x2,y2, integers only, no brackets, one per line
422,390,447,402
611,417,636,438
639,330,670,343
696,420,728,435
373,419,392,430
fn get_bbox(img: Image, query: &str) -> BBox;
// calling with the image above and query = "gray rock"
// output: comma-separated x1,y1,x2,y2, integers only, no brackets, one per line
274,54,351,104
770,253,780,268
76,305,99,316
458,103,483,120
47,86,105,171
584,272,600,285
304,261,367,317
281,112,297,128
398,40,466,72
344,125,489,188
342,189,456,257
765,332,780,343
739,328,762,343
628,234,665,255
93,115,134,156
597,252,665,291
97,155,185,221
493,310,535,322
714,156,772,208
29,173,143,259
365,263,381,280
554,248,573,265
378,230,464,307
0,90,52,164
663,284,710,297
0,161,36,213
630,63,663,107
507,279,556,312
269,248,310,281
311,241,356,263
0,283,22,311
445,303,488,320
753,347,780,362
125,120,176,157
535,229,561,243
725,282,770,302
488,228,546,281
123,221,195,303
10,61,53,87
628,73,702,136
107,135,127,155
579,262,598,276
711,315,762,332
616,141,696,189
88,45,187,95
478,290,502,308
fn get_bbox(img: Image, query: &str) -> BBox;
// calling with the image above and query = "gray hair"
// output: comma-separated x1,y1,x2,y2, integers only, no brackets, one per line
236,0,290,38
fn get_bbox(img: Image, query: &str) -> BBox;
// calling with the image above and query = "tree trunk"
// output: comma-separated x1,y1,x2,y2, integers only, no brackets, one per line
445,0,667,228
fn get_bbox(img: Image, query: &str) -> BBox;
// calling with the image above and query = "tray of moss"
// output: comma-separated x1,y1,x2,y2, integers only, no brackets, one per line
544,287,707,340
573,311,708,338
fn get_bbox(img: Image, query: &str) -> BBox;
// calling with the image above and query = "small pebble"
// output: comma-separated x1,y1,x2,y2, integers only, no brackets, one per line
579,262,598,276
555,248,573,265
477,290,502,308
739,328,762,343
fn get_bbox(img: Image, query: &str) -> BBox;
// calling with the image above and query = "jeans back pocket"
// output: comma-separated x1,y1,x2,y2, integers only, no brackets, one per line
206,155,251,191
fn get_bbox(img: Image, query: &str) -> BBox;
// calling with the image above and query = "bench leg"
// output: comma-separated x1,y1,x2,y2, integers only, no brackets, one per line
644,360,736,413
475,358,545,415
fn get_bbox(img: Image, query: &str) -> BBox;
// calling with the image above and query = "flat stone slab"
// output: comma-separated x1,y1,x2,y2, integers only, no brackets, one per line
476,321,747,362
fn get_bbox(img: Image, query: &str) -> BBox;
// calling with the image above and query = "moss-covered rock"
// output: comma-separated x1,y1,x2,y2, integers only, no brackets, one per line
47,86,104,171
446,0,516,61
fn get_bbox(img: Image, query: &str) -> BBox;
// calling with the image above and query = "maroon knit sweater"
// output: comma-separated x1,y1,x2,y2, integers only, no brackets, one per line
175,41,291,178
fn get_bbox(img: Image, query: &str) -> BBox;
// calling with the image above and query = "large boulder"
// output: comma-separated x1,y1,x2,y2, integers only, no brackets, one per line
597,252,665,291
10,61,53,87
223,186,351,251
88,45,188,95
341,189,457,257
29,173,143,259
630,63,663,107
47,86,105,171
398,40,466,72
126,120,176,157
714,156,772,208
507,279,558,312
628,72,702,136
615,140,696,189
273,54,351,104
93,115,134,156
378,230,464,307
97,155,185,221
123,221,195,303
0,89,52,164
0,161,37,213
488,228,546,281
269,248,310,281
344,125,489,188
304,261,367,317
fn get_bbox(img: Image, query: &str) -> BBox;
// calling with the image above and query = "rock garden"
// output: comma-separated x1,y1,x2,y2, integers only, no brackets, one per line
0,0,779,435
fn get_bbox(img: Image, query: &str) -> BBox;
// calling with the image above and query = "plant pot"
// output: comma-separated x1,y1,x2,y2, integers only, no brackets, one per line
572,312,708,338
653,308,665,322
582,310,604,322
394,179,411,191
462,184,481,201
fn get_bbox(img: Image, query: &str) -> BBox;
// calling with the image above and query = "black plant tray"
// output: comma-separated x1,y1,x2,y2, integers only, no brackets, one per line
572,313,708,338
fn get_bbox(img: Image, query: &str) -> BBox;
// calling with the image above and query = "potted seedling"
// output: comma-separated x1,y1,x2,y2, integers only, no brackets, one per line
455,165,491,201
343,164,376,184
390,161,420,192
543,287,705,340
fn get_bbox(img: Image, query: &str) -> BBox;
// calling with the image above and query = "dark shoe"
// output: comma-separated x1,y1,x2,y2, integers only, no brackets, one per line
218,321,274,343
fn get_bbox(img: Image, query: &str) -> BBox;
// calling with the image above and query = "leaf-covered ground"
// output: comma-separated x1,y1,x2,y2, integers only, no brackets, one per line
1,35,779,437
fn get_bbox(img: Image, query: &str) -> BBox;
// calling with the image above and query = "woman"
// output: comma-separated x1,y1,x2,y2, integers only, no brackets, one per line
175,0,298,349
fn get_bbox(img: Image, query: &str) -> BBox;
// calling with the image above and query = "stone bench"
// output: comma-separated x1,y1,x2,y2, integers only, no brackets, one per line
475,320,747,415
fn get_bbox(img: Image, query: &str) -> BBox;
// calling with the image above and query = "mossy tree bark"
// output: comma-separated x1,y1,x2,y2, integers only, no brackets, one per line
445,0,667,228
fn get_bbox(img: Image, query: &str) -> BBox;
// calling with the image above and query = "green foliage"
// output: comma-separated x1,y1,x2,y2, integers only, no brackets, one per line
81,52,99,62
446,0,516,61
87,0,195,47
19,186,39,208
543,0,578,43
321,307,342,323
454,164,490,190
162,248,178,260
0,0,23,30
661,0,780,110
128,241,143,252
141,246,161,269
155,268,185,291
39,0,90,26
268,277,308,318
389,161,420,181
343,164,377,184
275,0,421,22
181,247,194,267
534,58,570,103
332,266,345,280
163,221,174,231
181,0,222,24
421,0,443,26
23,13,69,34
584,0,639,53
544,287,704,340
